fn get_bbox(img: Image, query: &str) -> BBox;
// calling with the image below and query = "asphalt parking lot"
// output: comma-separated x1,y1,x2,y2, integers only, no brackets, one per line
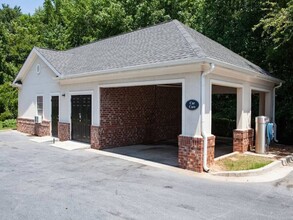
0,131,292,220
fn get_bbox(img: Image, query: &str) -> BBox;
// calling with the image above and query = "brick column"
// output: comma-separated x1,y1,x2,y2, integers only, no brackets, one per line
91,126,101,149
58,122,70,141
178,135,215,172
233,129,254,153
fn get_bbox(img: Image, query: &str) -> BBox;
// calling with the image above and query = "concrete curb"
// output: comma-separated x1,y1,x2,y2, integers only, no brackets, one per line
280,154,293,166
211,160,283,177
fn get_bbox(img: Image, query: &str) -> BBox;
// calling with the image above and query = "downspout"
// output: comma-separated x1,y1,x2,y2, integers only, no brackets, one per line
272,82,282,142
201,63,215,172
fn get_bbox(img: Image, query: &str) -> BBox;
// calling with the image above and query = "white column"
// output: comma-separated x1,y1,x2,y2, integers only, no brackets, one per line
93,86,100,126
204,78,212,134
236,84,251,130
182,72,201,137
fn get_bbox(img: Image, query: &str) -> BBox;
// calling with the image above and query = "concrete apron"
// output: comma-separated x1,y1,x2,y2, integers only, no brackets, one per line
28,136,292,182
85,147,293,183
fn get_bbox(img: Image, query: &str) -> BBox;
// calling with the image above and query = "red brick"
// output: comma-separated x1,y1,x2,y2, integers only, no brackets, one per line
178,135,215,172
17,118,50,136
58,122,70,141
233,129,254,153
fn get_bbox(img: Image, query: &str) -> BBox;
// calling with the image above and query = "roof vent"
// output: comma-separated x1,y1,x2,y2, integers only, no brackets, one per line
36,64,40,75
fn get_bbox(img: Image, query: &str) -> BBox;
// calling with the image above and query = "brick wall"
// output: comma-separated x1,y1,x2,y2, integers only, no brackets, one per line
233,129,254,152
17,118,50,136
178,135,215,172
98,85,181,149
35,120,50,136
17,118,35,135
58,122,70,141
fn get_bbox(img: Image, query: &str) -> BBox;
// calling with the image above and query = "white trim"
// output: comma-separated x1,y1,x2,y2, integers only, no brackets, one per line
60,58,199,80
250,86,271,93
181,79,186,135
35,94,44,119
205,58,282,84
13,50,37,84
97,87,100,126
210,79,244,89
69,90,94,96
34,48,61,77
99,79,184,88
13,47,61,84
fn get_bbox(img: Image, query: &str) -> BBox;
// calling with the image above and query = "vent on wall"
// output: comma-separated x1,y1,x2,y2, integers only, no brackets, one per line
34,115,42,123
36,64,40,75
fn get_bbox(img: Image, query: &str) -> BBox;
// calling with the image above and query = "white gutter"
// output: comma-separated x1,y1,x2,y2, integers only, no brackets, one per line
201,63,215,172
272,82,283,142
59,58,201,80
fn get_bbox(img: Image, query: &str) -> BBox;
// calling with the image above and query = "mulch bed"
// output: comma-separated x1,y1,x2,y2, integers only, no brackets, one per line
267,144,293,159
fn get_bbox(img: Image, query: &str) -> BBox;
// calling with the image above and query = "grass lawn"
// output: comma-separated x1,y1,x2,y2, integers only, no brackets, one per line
215,154,274,171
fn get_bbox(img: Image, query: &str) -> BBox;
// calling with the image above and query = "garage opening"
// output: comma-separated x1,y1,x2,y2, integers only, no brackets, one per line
100,84,182,167
212,85,237,157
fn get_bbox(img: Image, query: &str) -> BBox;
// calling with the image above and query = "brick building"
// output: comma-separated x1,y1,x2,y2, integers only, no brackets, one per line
13,20,282,172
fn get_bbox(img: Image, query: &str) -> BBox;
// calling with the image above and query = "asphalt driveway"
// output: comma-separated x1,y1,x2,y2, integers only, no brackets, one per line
0,131,292,220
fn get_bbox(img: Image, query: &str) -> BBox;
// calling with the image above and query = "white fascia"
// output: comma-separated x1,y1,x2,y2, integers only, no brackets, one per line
204,58,283,84
12,47,61,86
59,58,203,80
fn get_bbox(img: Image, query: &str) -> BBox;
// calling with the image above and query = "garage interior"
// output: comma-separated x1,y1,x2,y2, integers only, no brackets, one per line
100,84,182,167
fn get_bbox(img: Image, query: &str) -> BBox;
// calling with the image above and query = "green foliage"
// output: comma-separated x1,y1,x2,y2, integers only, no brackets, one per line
0,119,16,130
0,0,292,143
254,0,293,47
0,82,17,120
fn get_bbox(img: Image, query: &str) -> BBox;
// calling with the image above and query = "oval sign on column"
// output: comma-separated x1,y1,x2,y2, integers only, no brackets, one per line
186,99,199,110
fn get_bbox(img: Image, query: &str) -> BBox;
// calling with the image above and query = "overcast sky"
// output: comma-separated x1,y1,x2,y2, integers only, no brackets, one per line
0,0,44,14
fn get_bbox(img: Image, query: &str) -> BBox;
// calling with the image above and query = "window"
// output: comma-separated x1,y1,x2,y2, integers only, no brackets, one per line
37,96,43,116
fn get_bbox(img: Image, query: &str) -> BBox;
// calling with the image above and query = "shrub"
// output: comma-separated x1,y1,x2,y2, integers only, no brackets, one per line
0,111,13,121
1,119,16,129
212,117,236,137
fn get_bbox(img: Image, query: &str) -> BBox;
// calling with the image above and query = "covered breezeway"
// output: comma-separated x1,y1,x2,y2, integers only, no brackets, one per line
98,83,182,167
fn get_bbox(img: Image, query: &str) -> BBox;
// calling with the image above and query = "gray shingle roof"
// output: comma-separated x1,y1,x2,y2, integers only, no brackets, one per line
35,20,269,77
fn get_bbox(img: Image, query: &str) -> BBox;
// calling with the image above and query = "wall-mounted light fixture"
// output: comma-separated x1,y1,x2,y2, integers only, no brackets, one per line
62,93,66,97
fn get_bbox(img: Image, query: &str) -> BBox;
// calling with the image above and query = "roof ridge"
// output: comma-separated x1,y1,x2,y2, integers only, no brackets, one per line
35,46,75,55
66,19,173,52
172,20,206,58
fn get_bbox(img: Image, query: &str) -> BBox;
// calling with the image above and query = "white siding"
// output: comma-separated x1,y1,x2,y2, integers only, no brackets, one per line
18,57,60,121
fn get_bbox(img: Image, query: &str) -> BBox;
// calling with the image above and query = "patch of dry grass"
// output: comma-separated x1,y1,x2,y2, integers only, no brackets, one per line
214,154,274,171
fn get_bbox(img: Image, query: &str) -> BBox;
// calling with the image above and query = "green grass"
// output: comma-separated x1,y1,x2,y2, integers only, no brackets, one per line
0,119,16,131
217,154,274,171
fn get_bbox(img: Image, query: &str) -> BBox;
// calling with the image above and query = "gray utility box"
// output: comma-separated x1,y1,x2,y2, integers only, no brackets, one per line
255,116,270,154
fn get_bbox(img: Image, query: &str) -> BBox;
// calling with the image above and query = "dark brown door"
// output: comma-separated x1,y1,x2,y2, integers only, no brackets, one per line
51,96,59,137
71,95,91,143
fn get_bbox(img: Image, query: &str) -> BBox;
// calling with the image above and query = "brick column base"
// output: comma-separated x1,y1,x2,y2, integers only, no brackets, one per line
233,129,254,153
58,122,70,141
17,118,50,136
178,135,215,173
17,118,35,135
91,126,102,149
35,121,50,136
